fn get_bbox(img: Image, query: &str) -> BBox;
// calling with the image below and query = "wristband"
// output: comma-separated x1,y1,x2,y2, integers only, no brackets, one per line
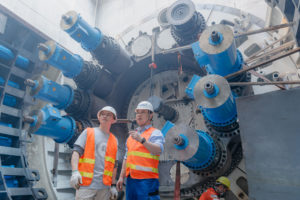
141,137,146,144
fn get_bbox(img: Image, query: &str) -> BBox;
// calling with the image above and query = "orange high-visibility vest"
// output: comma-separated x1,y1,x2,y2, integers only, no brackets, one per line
78,128,117,186
199,188,220,200
126,127,160,179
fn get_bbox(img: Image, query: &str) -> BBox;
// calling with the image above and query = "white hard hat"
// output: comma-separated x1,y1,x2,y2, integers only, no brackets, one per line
135,101,154,112
99,106,117,119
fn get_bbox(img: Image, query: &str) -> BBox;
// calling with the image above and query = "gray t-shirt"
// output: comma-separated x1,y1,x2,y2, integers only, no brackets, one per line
74,127,118,190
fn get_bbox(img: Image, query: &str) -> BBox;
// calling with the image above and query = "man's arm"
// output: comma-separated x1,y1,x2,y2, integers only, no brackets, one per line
71,129,87,170
70,151,82,189
71,151,80,170
119,160,126,179
109,161,119,198
111,161,118,184
116,159,127,191
70,129,87,189
142,141,161,154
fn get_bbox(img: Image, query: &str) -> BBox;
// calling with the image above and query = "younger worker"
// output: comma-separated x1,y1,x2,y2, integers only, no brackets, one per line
70,106,119,200
117,101,165,200
199,176,230,200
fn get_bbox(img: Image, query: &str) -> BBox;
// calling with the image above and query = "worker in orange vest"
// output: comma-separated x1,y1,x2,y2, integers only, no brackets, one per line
199,176,231,200
116,101,165,200
70,106,119,200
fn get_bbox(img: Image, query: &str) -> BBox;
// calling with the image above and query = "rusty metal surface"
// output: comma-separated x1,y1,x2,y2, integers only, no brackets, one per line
174,161,181,200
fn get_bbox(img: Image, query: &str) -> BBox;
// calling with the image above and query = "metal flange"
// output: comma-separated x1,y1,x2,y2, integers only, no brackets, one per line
164,123,199,161
166,0,196,26
199,24,234,55
60,10,78,31
194,74,231,109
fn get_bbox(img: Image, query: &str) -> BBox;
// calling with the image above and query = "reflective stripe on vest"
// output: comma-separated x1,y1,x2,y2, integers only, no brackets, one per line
105,156,116,164
103,157,115,178
127,151,160,160
79,158,95,164
126,127,160,179
78,128,117,186
126,163,159,173
104,170,113,177
80,171,93,179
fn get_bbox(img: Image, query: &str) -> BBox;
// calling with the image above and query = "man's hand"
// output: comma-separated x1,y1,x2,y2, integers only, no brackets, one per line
116,177,124,191
70,170,82,190
110,185,118,199
129,130,142,142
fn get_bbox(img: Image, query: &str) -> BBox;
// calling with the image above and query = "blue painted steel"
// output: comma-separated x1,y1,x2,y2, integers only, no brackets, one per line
0,136,12,147
0,76,4,85
0,122,12,127
31,76,74,109
0,45,29,69
0,77,18,88
15,55,29,69
185,75,201,99
0,76,20,107
161,121,175,137
203,84,219,98
174,134,189,150
64,13,103,51
4,176,19,188
31,105,76,143
43,43,83,78
0,77,18,107
7,80,20,89
30,115,38,127
3,94,17,107
200,93,237,126
183,130,216,170
2,166,18,187
163,121,217,170
0,76,21,89
0,45,14,60
192,41,243,77
2,165,15,168
192,41,209,66
30,80,39,91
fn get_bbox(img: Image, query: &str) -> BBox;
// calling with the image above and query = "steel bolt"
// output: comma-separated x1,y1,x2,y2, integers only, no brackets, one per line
62,15,72,24
37,43,50,55
173,136,185,146
272,72,279,81
211,31,220,43
204,81,215,95
24,79,36,87
23,116,35,124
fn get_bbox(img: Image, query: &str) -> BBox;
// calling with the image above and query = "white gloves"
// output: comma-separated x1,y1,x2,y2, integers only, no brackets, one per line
70,170,82,190
110,185,118,199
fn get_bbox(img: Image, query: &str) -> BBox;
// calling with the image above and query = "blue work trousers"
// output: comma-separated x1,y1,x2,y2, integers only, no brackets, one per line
126,176,160,200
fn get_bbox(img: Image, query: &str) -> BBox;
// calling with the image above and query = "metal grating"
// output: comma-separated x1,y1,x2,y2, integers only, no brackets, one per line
0,8,48,200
